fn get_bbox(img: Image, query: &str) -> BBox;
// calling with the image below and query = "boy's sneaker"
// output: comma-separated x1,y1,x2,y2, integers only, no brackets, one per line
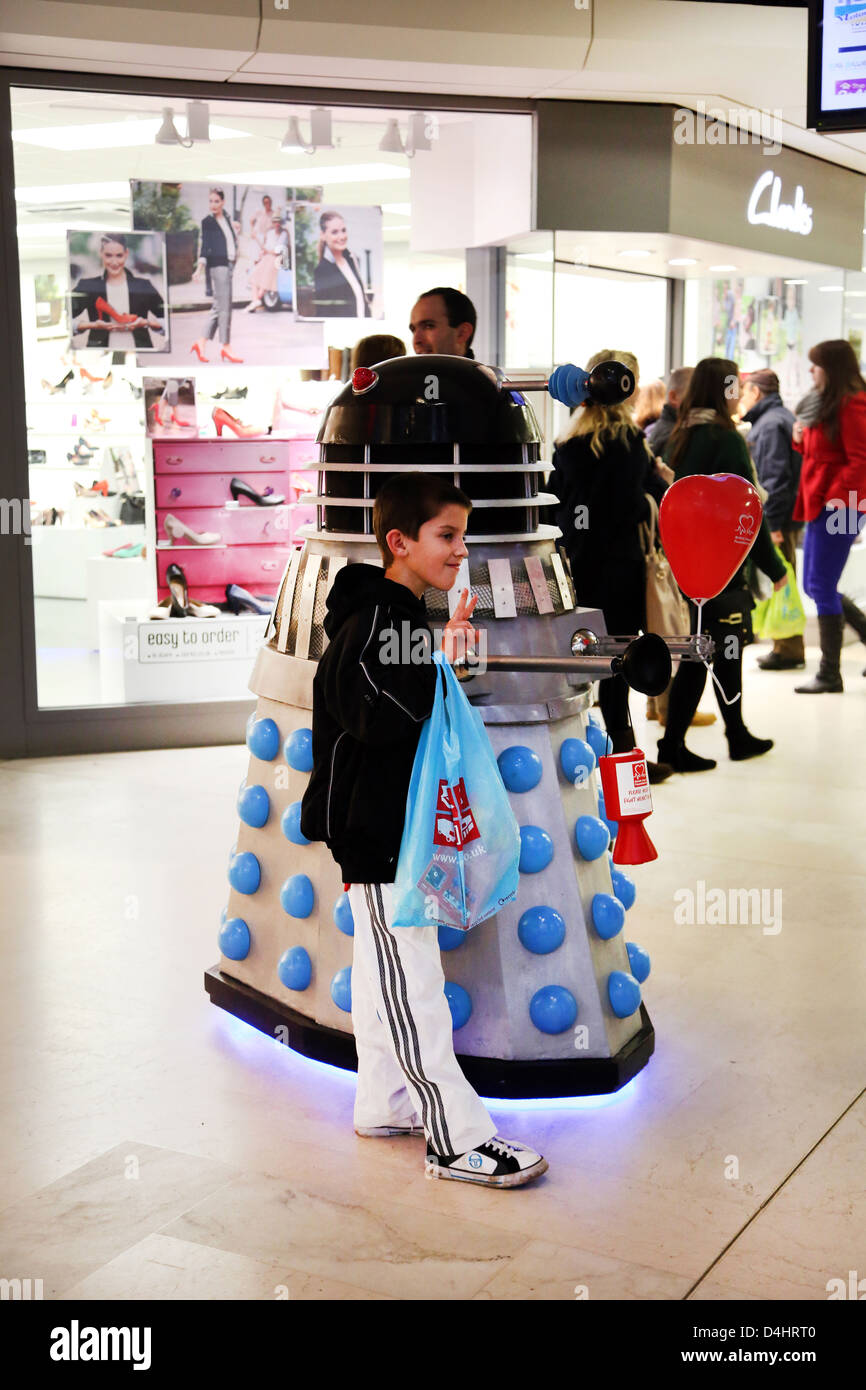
424,1134,548,1187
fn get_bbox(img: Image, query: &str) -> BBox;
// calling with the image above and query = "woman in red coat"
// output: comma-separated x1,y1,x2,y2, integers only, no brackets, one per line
793,340,866,693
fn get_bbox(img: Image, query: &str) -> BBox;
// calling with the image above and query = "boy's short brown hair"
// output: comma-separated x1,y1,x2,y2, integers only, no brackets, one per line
373,472,472,567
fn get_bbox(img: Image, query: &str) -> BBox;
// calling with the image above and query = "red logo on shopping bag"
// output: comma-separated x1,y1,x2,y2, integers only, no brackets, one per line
433,778,480,848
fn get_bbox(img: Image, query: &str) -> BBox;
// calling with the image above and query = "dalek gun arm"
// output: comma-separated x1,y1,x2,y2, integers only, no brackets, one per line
453,628,711,695
498,360,637,408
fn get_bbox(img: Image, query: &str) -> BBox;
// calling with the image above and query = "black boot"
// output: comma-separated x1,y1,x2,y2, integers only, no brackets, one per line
839,595,866,675
795,613,845,693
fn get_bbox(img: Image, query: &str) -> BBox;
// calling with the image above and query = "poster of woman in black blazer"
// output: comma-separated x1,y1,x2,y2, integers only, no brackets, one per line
69,232,167,351
294,207,382,319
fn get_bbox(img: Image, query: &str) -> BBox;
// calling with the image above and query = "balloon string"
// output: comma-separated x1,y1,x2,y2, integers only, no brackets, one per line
694,599,740,707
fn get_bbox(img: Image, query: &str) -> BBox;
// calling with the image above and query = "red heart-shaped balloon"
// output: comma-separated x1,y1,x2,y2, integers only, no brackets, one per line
659,473,763,602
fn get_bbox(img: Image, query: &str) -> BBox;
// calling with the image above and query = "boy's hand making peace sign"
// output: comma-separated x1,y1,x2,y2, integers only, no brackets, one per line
441,588,479,666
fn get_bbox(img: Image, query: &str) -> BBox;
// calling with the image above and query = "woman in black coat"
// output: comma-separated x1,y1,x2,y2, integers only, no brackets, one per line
312,211,372,318
71,234,165,350
191,187,243,363
548,349,672,782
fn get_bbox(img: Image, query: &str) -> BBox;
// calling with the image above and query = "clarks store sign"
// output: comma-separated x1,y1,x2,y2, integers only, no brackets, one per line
746,171,813,237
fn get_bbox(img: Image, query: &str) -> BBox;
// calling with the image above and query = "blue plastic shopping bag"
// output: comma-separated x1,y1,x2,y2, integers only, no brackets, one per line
391,650,521,931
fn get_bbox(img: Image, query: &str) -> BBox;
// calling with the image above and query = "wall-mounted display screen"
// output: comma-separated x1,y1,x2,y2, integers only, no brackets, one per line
808,0,866,131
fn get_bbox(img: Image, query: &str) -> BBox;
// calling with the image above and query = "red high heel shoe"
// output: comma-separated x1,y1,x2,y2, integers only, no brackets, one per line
212,407,261,438
80,366,106,383
220,346,244,364
190,343,209,363
94,295,138,326
148,400,165,427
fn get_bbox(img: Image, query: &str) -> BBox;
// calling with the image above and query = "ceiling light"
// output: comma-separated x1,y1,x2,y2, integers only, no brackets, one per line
382,202,411,215
784,278,808,285
280,117,311,153
379,118,406,154
155,107,190,148
844,289,866,296
667,257,698,266
709,264,738,272
618,248,653,257
309,108,334,149
819,285,845,292
186,101,210,143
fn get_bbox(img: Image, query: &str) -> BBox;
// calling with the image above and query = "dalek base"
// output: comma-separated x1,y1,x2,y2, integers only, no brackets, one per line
204,965,655,1100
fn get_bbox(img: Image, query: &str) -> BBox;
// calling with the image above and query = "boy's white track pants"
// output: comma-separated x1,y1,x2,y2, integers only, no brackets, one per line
347,881,495,1158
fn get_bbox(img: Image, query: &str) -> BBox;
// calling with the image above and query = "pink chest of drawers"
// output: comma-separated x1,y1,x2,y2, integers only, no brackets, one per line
152,437,318,603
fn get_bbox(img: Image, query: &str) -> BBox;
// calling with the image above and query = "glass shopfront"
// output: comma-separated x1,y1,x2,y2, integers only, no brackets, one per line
9,85,531,714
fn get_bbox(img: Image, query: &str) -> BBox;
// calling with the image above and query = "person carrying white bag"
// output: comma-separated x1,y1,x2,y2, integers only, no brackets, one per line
300,472,548,1187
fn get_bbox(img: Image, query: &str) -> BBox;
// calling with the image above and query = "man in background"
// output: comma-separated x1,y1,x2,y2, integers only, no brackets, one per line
410,287,477,358
648,365,693,457
740,368,804,670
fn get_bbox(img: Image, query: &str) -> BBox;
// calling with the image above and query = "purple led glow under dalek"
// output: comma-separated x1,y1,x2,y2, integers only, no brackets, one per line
205,355,696,1096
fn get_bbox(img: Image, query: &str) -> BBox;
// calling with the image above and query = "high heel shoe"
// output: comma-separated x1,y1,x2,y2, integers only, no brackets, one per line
94,295,137,326
228,476,285,506
41,370,74,395
80,366,106,383
225,584,274,615
190,343,209,363
220,345,244,364
76,437,96,456
67,451,92,466
213,408,263,439
211,386,248,401
165,562,191,617
163,513,221,545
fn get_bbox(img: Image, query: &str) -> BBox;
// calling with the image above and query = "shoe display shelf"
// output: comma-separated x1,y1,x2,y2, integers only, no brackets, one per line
152,436,318,605
98,599,269,703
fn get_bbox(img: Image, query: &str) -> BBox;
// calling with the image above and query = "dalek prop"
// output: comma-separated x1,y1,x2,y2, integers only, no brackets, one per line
205,355,712,1097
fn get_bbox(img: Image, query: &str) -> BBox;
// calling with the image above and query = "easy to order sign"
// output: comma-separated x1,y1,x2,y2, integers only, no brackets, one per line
136,619,264,662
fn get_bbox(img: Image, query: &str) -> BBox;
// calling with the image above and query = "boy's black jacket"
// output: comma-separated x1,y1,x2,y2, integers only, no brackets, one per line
299,563,439,883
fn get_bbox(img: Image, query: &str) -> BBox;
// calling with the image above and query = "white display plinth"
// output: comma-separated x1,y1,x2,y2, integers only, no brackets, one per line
31,524,145,599
86,556,152,648
98,601,268,703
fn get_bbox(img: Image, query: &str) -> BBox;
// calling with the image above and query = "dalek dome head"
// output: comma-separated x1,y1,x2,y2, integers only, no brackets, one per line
318,354,542,449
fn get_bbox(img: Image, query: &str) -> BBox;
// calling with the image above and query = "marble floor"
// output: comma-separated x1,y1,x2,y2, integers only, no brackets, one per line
1,641,865,1301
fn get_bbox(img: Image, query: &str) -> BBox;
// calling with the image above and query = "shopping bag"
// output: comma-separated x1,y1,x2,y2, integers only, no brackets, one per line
391,650,521,931
751,548,806,641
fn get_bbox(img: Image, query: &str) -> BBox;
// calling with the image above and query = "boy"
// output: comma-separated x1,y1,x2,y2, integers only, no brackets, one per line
300,472,548,1187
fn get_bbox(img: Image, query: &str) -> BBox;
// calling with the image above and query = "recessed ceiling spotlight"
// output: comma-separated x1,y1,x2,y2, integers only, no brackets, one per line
784,279,808,285
668,257,698,266
819,285,845,292
618,248,653,257
709,264,737,272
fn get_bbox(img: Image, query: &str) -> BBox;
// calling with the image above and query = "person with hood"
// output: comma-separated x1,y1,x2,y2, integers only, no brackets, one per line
739,368,804,670
792,339,866,693
299,471,548,1189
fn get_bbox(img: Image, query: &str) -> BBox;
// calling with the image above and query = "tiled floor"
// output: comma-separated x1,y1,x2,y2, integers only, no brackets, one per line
1,642,865,1300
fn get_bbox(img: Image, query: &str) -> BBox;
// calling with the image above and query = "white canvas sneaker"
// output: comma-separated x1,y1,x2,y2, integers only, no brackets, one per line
424,1134,548,1187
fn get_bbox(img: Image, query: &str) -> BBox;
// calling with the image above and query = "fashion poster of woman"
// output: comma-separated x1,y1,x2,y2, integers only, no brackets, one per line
68,231,168,352
131,180,326,369
293,204,384,319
